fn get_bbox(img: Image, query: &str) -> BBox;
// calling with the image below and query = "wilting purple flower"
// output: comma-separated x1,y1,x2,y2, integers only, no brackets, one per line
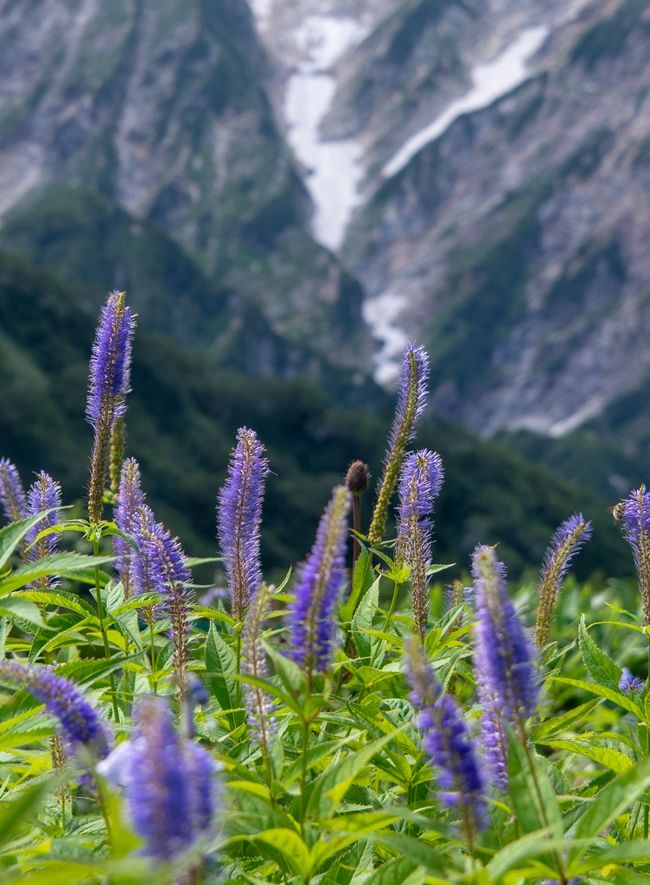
217,428,269,620
86,292,137,524
396,450,444,636
368,343,429,544
619,667,644,694
0,660,110,759
133,505,192,691
25,472,63,589
0,458,27,524
620,485,650,624
535,513,592,647
289,486,350,682
99,697,218,861
242,583,276,748
472,546,538,725
113,458,145,597
405,637,486,835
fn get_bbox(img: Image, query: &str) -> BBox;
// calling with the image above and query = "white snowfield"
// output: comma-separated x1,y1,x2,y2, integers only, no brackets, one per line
361,290,410,385
382,26,549,179
284,15,368,252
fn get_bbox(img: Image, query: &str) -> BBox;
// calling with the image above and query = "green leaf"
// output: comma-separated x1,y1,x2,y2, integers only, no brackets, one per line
567,755,650,868
550,676,642,716
0,776,54,848
252,828,309,878
0,512,61,572
19,589,96,618
539,738,633,773
340,545,372,622
204,624,241,724
0,554,114,595
578,615,621,691
352,578,379,662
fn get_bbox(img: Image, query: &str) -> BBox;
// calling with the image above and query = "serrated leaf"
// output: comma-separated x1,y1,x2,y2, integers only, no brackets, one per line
0,776,55,848
550,676,642,716
0,512,61,572
578,615,621,691
0,554,114,595
204,624,241,724
252,828,309,877
539,738,633,773
352,578,379,662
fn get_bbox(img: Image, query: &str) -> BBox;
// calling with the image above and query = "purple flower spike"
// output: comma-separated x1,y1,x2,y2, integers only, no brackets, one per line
621,485,650,624
0,458,27,524
98,697,219,862
472,545,539,728
289,485,350,682
405,637,486,836
396,449,444,636
242,583,276,748
25,472,63,588
217,428,269,620
113,458,145,598
133,505,192,691
0,660,110,760
619,667,644,694
368,343,429,544
535,514,592,647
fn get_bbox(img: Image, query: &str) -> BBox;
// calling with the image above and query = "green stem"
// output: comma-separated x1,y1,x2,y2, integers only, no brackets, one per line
148,618,158,695
300,718,311,835
93,537,120,722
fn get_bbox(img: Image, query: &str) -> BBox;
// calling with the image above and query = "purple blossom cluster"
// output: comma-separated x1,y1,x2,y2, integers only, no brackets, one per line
405,637,485,834
0,458,27,524
25,472,63,588
0,659,110,759
620,485,650,624
86,291,136,428
217,427,269,620
289,485,350,680
99,697,219,861
113,457,145,596
619,667,644,694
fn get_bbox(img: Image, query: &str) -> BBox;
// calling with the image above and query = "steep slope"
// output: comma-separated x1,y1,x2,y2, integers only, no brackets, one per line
345,0,650,435
0,253,627,577
0,0,373,376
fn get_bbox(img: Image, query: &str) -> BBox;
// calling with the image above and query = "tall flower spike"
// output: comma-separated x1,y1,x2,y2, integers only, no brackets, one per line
0,458,27,524
86,291,136,524
289,485,350,685
368,343,429,544
98,697,218,861
242,583,276,749
133,505,192,693
0,660,110,760
396,450,444,636
25,471,63,588
113,458,145,598
620,485,650,624
472,546,539,728
535,513,592,647
405,636,486,839
217,427,269,620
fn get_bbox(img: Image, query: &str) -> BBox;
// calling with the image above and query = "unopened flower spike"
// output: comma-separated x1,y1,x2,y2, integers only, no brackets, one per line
368,343,429,545
113,457,145,598
0,458,27,524
0,660,111,760
405,636,486,841
25,471,63,588
289,485,350,687
86,291,136,524
396,449,444,636
535,513,592,647
620,485,650,624
242,583,276,750
217,427,269,620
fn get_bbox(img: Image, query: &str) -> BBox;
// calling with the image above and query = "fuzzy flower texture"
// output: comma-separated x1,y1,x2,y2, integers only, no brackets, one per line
405,637,485,837
0,458,27,524
113,457,145,597
620,485,650,625
290,485,350,680
217,427,269,620
99,697,219,862
0,660,110,760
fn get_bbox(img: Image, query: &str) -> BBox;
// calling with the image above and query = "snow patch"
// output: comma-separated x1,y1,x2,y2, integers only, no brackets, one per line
362,290,409,385
283,15,367,251
382,26,549,179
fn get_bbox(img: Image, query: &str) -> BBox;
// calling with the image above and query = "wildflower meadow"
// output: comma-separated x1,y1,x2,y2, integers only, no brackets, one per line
1,291,650,884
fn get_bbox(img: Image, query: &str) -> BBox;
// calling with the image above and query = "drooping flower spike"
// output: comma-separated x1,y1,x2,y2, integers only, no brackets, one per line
98,697,219,862
535,513,592,647
217,427,269,620
620,485,650,624
289,485,350,685
113,457,145,597
25,471,63,588
0,659,111,760
86,291,136,524
368,343,429,544
0,458,27,524
405,636,486,840
396,449,444,636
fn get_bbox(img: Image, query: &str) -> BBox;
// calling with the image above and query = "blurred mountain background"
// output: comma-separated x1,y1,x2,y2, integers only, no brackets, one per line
1,0,648,577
